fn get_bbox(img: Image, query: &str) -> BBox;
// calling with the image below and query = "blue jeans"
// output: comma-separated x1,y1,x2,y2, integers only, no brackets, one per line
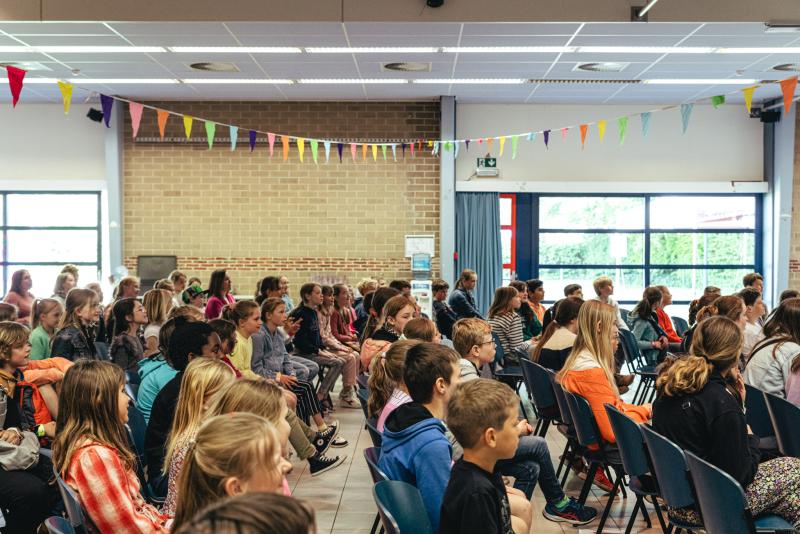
495,435,564,502
290,356,318,382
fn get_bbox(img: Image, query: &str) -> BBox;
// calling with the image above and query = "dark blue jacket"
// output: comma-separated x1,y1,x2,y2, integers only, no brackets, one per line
448,288,483,320
289,305,324,355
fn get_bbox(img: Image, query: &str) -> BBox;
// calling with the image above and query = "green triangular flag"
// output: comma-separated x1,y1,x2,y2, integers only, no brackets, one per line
711,95,726,108
204,121,216,149
618,117,628,145
310,139,319,165
511,135,519,159
381,144,387,160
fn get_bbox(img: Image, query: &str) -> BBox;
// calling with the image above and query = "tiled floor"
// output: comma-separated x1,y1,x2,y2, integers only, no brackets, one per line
287,384,667,534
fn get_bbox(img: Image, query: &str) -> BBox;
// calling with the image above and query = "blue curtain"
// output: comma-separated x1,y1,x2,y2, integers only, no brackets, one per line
455,192,502,316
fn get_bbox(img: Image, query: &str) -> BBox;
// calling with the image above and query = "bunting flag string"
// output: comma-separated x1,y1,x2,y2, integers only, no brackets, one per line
2,65,799,162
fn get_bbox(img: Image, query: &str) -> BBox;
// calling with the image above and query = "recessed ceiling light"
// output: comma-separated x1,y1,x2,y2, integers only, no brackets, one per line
413,78,526,84
575,62,630,72
773,63,800,72
578,46,715,54
182,78,294,84
642,78,759,84
189,62,240,72
764,23,800,33
69,78,179,84
382,62,432,72
442,46,576,53
305,47,439,53
717,47,800,54
298,79,408,84
169,46,302,54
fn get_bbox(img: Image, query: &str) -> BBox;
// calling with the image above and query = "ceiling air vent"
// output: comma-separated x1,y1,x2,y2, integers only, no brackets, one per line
575,62,630,73
189,62,240,72
773,63,800,72
382,62,432,72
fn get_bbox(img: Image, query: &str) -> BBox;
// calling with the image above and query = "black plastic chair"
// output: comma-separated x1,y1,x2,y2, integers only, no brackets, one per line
685,450,794,534
546,369,580,486
125,403,163,505
124,382,139,406
364,447,388,534
519,358,558,436
671,316,689,338
640,425,703,534
619,329,657,405
124,370,141,385
53,468,88,534
764,391,800,458
366,418,383,448
373,480,434,534
44,516,75,534
562,388,626,524
744,384,776,446
357,388,370,421
605,404,668,534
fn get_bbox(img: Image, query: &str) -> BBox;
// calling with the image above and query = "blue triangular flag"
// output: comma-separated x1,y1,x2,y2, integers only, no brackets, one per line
680,104,693,134
641,112,652,138
323,141,331,163
229,126,238,151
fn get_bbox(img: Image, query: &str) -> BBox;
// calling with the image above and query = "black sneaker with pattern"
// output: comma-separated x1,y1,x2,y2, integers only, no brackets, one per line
308,453,346,477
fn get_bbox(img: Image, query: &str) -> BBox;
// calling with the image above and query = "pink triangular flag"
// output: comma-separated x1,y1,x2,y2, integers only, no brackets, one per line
781,76,798,114
268,133,276,156
350,143,357,162
561,127,569,141
129,102,144,138
6,66,26,107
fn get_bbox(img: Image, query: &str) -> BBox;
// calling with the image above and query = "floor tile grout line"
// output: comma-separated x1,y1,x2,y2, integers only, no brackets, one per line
329,416,367,533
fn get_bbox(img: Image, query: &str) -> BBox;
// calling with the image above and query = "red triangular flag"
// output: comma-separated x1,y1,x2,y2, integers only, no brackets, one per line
6,66,26,107
157,110,169,139
579,124,588,149
780,76,798,114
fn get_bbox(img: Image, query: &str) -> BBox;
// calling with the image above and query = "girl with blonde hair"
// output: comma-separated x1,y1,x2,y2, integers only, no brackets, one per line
558,300,651,445
161,358,236,516
367,339,421,432
171,412,292,532
143,289,173,358
654,316,800,529
53,360,169,532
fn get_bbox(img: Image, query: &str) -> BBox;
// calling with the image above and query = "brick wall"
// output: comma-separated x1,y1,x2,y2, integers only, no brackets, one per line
122,101,441,298
791,110,800,288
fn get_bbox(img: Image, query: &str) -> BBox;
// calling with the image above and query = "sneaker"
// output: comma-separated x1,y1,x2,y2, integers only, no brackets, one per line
543,497,598,525
313,425,340,456
592,469,615,493
308,453,346,477
330,436,348,448
339,396,360,409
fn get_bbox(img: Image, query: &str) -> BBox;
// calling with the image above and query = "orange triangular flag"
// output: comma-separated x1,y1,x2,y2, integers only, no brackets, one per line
487,138,494,153
156,110,169,139
742,86,756,113
282,136,289,161
579,124,588,149
780,76,798,114
361,143,367,161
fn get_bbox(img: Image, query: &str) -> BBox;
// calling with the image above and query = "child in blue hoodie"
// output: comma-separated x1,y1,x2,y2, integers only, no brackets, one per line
379,342,461,531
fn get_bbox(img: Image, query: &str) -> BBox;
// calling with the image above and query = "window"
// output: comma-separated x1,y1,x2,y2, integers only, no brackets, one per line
511,194,759,306
500,194,516,285
0,192,101,297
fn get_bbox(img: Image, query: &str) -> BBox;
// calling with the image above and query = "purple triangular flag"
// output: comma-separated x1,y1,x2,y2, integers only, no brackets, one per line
465,139,470,151
337,143,343,163
543,130,550,148
402,143,406,158
249,130,256,151
100,95,114,128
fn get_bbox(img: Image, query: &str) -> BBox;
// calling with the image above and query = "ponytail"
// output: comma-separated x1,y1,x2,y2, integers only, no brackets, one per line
531,321,559,363
366,340,421,418
531,297,583,363
655,355,712,397
221,300,259,327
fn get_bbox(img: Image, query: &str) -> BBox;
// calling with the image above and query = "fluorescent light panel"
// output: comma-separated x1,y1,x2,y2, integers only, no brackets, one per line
70,78,179,83
0,46,166,53
442,46,575,53
169,46,301,54
413,78,526,84
717,47,800,54
578,46,715,54
183,78,294,84
642,78,759,84
305,47,439,53
298,79,408,84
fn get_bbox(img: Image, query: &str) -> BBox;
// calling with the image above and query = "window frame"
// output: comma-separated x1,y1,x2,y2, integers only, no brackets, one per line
518,192,761,305
0,190,102,296
500,193,517,282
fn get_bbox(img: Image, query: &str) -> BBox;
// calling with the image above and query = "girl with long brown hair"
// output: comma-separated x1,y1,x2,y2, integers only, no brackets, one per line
51,288,100,361
745,297,800,402
487,286,530,363
531,297,583,371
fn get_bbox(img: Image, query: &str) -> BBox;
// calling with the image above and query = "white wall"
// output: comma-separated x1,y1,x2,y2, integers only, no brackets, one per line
455,104,763,184
0,103,106,184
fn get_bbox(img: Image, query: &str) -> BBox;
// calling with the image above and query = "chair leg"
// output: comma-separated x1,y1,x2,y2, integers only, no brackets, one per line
555,441,571,480
578,462,598,505
534,418,543,436
624,497,641,534
652,496,668,534
595,470,622,534
537,419,551,438
370,513,380,534
640,496,652,528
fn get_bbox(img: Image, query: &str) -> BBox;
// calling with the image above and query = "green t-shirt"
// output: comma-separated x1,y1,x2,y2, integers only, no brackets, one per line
29,325,52,360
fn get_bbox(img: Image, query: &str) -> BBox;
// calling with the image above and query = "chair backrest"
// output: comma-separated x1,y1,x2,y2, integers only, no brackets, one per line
124,370,141,385
519,358,556,415
619,308,633,329
491,331,505,365
364,446,388,484
357,388,370,420
356,373,369,391
547,369,573,428
124,383,139,406
671,316,689,337
684,451,754,534
764,390,800,457
619,329,645,370
743,384,774,439
562,389,600,448
373,480,434,534
366,418,383,448
604,404,650,478
44,516,76,534
126,403,147,464
53,468,86,532
640,425,695,509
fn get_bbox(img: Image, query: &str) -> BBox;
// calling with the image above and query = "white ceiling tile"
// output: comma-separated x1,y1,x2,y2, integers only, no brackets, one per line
108,22,229,36
347,35,459,47
237,35,348,47
227,22,344,36
124,35,240,46
570,35,684,47
693,23,773,36
457,35,571,46
357,60,453,75
0,22,114,35
682,35,800,47
579,23,702,35
345,22,460,36
461,23,580,36
257,61,360,77
12,35,130,46
68,61,171,75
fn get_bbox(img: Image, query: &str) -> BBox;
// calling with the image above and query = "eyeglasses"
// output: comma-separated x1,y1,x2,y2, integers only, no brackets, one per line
479,340,497,347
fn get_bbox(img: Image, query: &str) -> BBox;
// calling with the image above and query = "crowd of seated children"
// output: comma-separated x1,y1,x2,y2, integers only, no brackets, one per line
508,281,537,341
740,287,767,357
51,288,100,361
541,283,582,330
629,286,670,365
137,317,182,422
330,283,360,351
353,278,378,336
168,270,187,309
402,317,440,343
367,339,421,432
591,276,628,332
654,285,682,352
744,297,800,401
318,285,359,407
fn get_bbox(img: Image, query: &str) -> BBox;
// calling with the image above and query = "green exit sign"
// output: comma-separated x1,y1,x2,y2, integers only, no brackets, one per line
477,157,497,168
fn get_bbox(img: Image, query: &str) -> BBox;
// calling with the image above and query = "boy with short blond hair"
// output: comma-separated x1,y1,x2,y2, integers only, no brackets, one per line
440,379,526,534
451,318,494,381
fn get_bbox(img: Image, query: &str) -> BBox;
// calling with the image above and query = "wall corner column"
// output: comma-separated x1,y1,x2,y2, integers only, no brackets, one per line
440,95,456,285
105,104,124,282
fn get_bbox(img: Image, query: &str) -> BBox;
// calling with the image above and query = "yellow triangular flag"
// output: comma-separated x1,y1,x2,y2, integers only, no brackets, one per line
742,86,756,113
499,136,506,157
57,81,73,114
598,120,607,141
371,144,377,161
183,116,193,139
297,137,305,162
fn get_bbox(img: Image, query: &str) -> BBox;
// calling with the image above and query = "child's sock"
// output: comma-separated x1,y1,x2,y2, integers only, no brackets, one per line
317,422,328,432
553,496,571,511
